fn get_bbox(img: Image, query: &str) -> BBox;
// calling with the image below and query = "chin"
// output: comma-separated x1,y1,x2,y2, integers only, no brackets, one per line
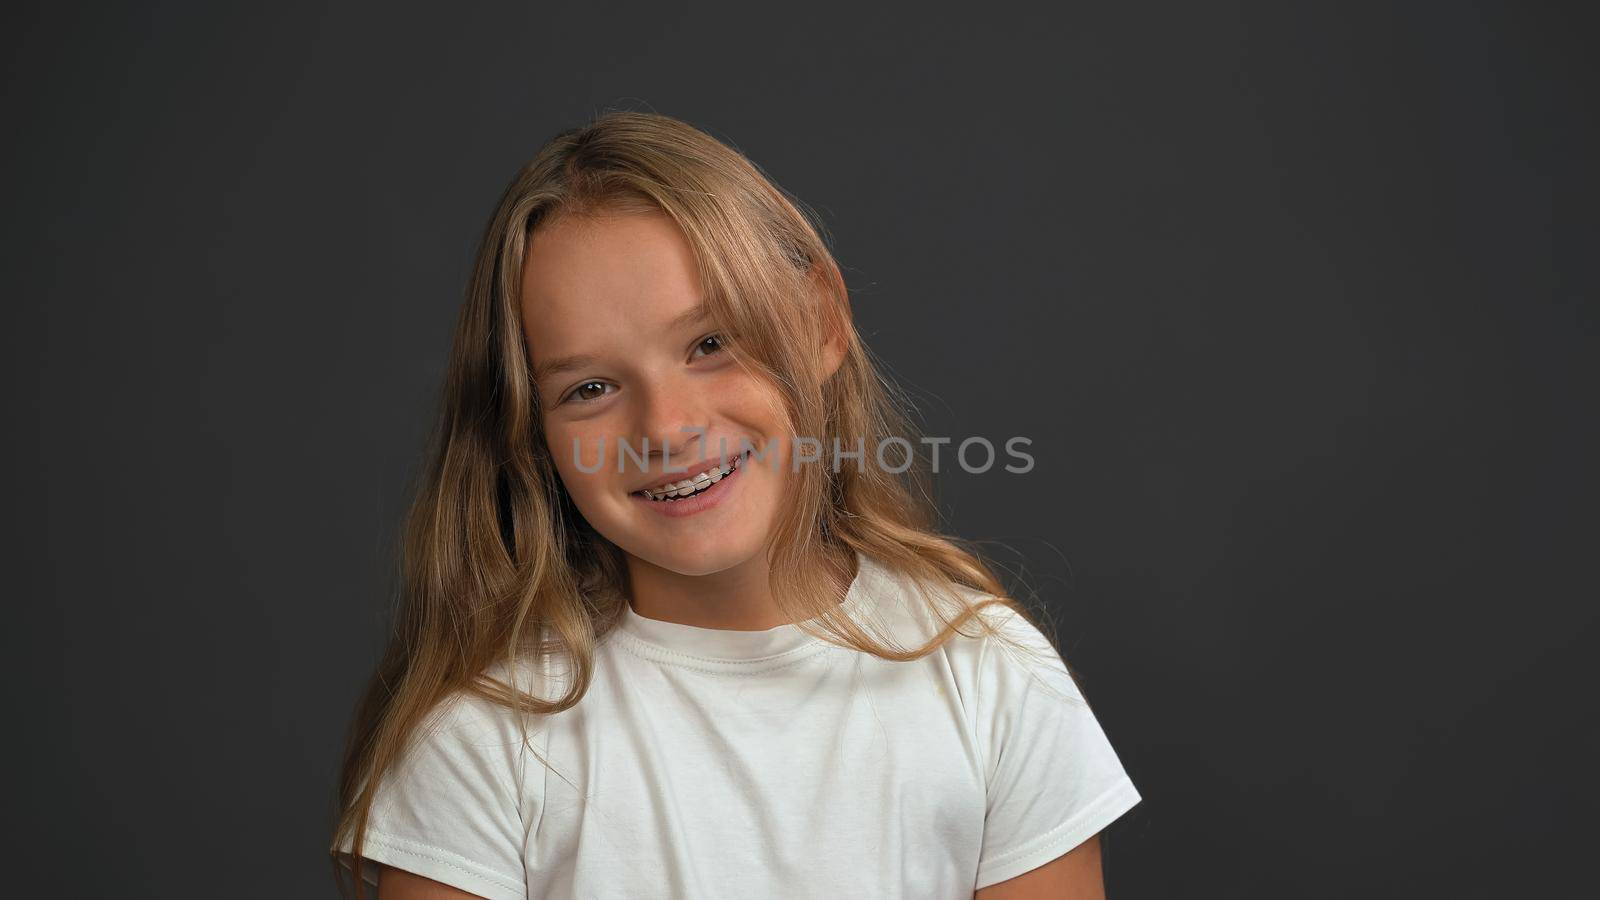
629,538,762,578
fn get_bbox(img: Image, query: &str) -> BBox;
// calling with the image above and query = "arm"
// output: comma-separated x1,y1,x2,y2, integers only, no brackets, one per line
974,833,1104,900
377,864,487,900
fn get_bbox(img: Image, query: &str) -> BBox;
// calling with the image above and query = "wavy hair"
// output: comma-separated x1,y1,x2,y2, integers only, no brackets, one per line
330,110,1064,897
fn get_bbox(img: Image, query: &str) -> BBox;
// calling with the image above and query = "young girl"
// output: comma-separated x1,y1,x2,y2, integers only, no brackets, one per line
331,111,1141,899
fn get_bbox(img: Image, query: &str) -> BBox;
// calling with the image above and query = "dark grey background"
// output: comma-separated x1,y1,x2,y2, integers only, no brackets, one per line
6,2,1594,897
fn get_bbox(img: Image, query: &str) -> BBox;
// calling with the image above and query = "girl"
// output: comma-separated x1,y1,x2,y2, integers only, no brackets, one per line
331,111,1141,899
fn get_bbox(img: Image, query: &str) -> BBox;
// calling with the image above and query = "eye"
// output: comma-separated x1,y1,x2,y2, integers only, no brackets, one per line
560,380,614,405
692,333,728,359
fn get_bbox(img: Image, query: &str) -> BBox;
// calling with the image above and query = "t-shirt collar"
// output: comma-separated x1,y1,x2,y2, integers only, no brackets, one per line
615,550,882,664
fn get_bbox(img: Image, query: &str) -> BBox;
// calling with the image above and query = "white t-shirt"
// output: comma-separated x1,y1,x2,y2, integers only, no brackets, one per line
343,552,1141,898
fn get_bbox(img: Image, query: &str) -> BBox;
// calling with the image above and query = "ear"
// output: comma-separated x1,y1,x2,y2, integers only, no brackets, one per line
813,258,851,382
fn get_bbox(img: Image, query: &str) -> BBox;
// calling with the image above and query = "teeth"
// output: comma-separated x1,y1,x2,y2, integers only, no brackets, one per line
642,453,742,501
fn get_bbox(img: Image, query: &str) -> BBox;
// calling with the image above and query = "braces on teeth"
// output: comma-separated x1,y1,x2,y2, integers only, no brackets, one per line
641,453,743,501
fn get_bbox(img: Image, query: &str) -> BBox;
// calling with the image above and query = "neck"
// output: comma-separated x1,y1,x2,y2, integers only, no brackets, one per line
623,546,856,631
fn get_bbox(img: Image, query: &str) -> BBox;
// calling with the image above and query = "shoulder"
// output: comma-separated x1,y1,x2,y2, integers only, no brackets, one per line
417,689,530,749
863,557,1079,700
376,690,534,806
874,559,1064,666
381,655,568,803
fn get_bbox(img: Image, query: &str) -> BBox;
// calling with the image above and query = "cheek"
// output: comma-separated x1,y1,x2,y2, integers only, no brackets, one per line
717,378,802,485
718,371,793,438
544,423,614,500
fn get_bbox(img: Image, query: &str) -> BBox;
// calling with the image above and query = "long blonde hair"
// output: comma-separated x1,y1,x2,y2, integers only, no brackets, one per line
331,109,1064,896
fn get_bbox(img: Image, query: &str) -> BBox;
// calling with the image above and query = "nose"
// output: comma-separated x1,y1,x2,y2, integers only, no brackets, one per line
630,376,711,473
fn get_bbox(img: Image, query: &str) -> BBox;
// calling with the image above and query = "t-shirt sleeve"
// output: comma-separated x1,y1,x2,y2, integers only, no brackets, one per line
970,608,1142,890
337,692,534,900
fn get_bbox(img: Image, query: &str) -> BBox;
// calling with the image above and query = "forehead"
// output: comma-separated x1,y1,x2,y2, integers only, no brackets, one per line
519,210,705,356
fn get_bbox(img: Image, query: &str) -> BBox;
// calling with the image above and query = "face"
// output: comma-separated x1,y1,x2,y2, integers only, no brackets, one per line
520,210,795,578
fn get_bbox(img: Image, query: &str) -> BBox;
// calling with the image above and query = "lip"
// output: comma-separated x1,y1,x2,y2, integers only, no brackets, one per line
634,450,748,493
631,450,749,519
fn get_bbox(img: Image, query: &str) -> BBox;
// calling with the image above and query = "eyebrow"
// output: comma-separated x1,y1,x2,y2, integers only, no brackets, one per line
531,303,712,385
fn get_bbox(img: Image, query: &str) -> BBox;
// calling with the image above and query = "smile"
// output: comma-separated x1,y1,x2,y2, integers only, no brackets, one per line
631,450,751,517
